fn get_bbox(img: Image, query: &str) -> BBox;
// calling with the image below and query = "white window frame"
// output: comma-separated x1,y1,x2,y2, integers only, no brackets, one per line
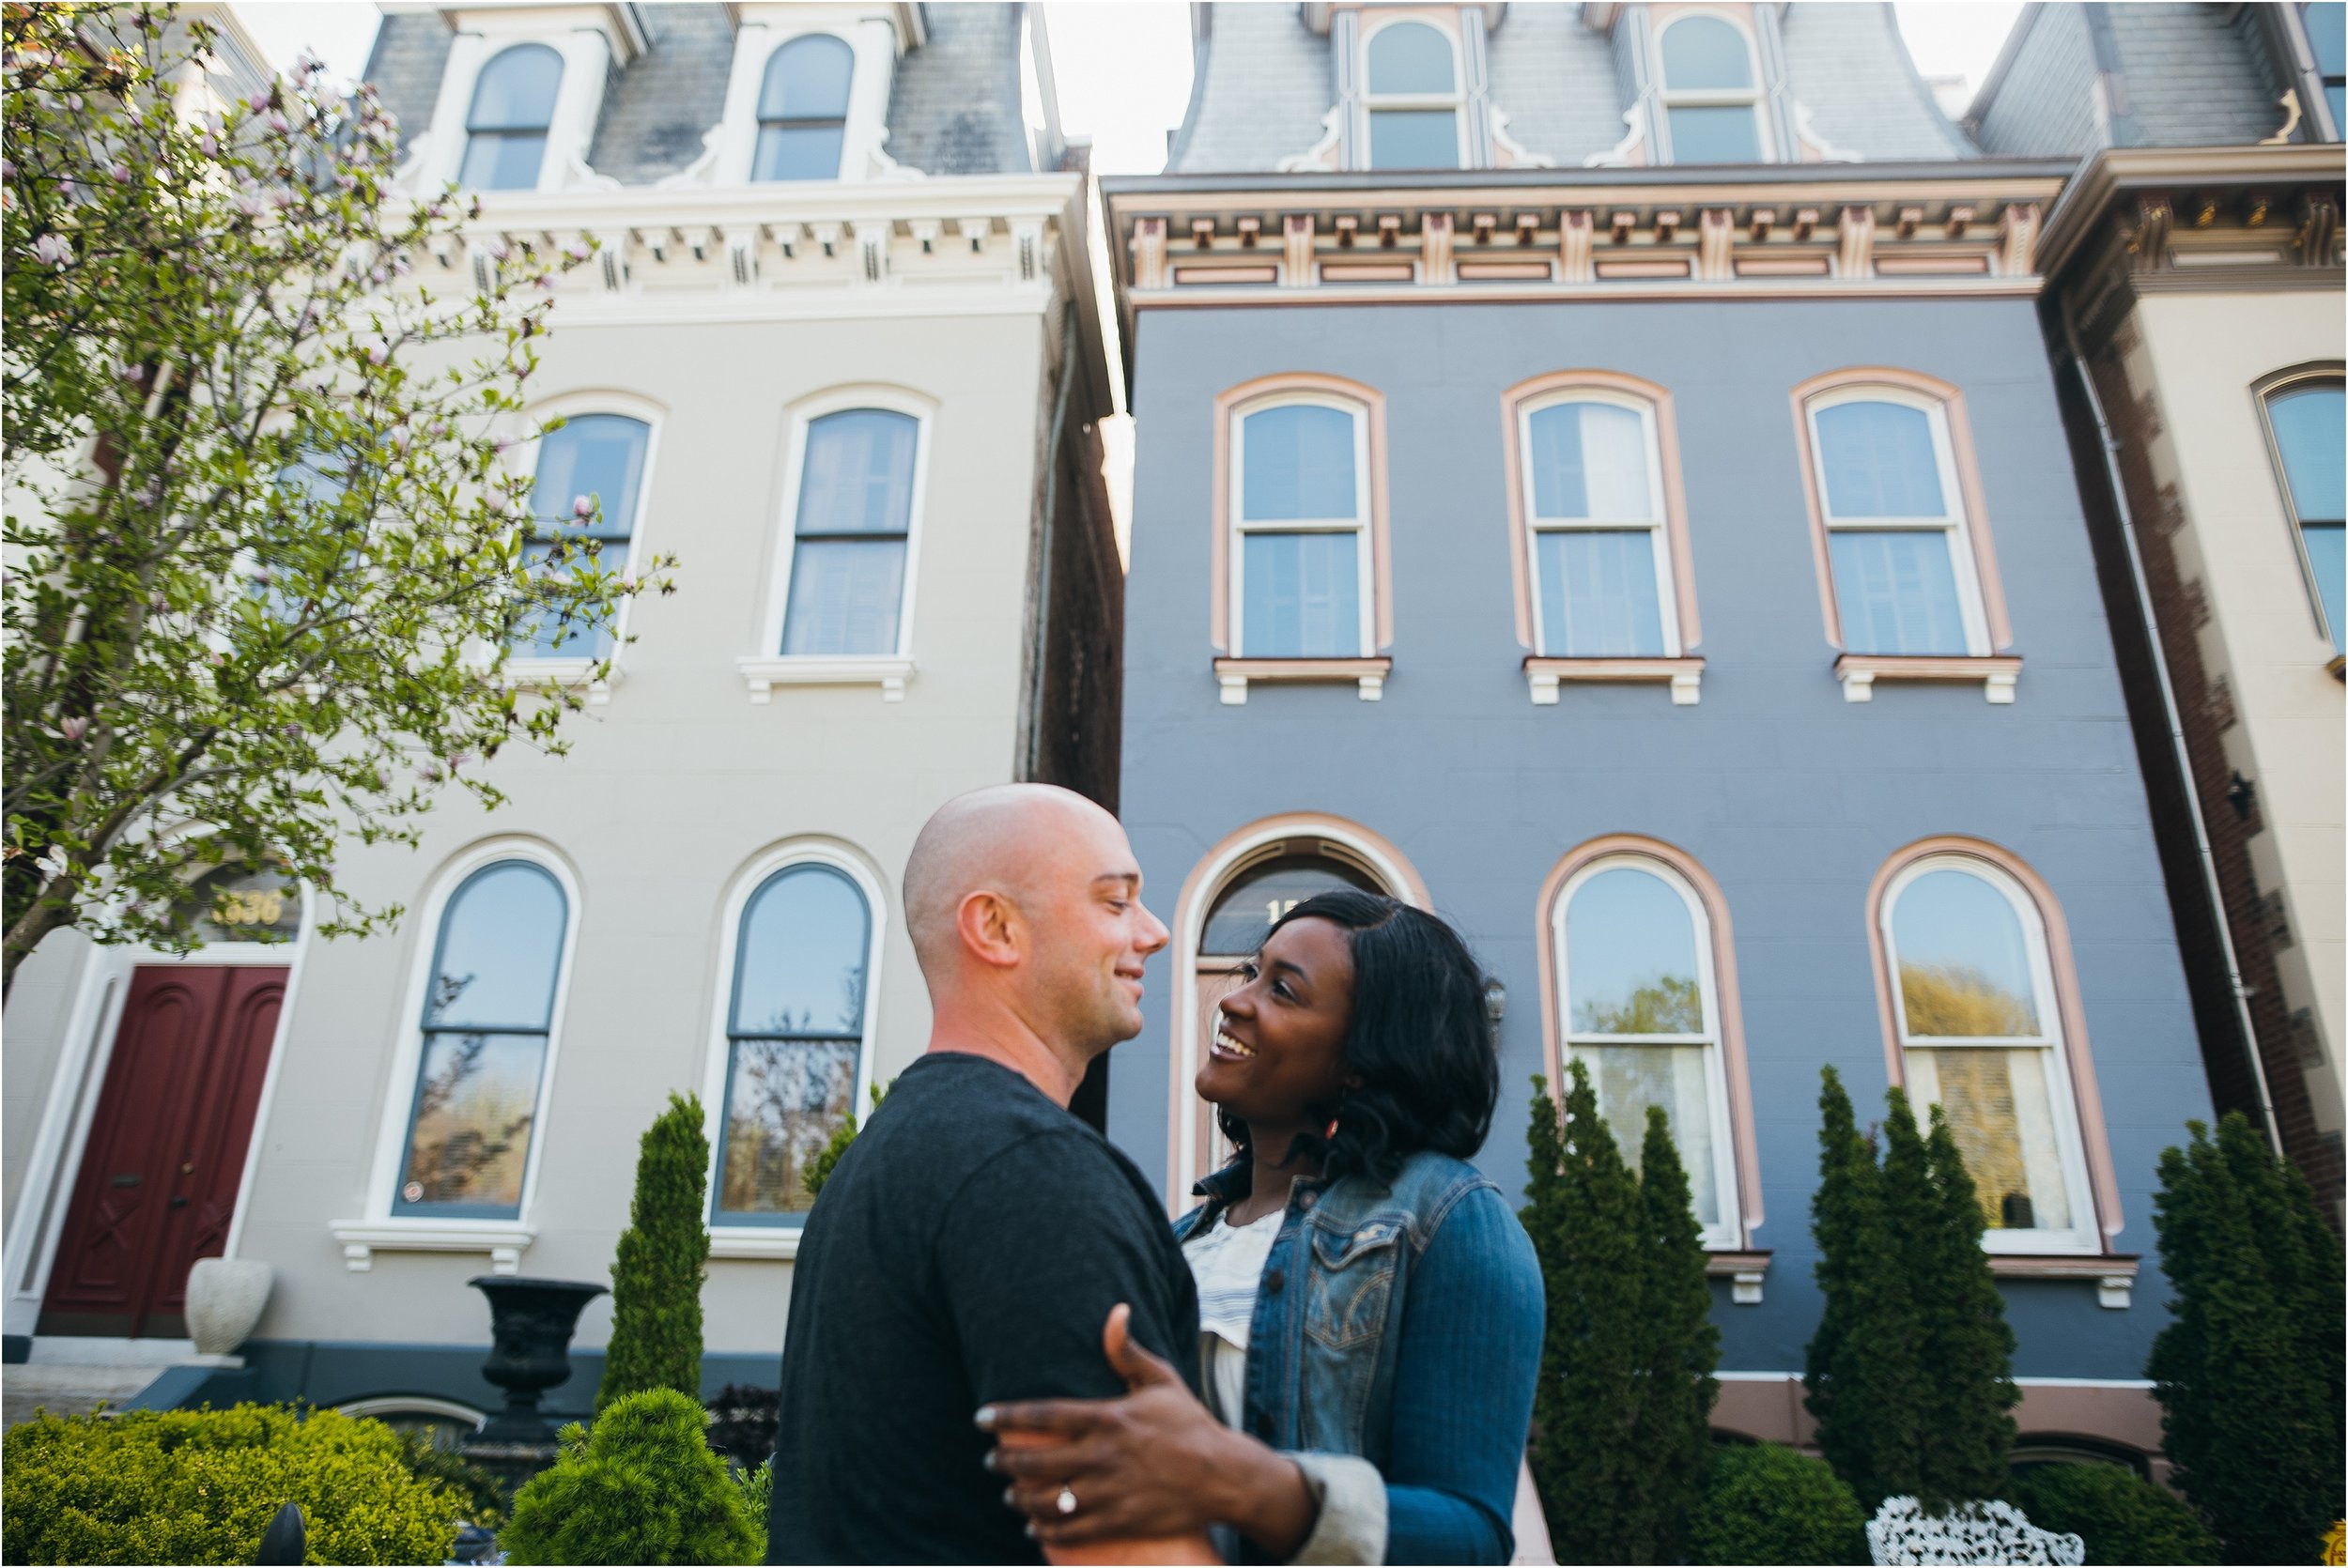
414,8,637,194
706,5,907,184
502,391,664,696
739,384,934,701
1519,391,1682,658
1655,9,1775,166
1552,854,1741,1251
1359,12,1469,172
2252,369,2346,653
1805,385,1991,657
344,838,581,1268
698,839,887,1258
1882,854,2099,1255
1228,393,1377,660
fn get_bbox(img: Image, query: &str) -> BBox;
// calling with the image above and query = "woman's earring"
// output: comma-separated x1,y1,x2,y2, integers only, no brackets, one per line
1324,1117,1340,1141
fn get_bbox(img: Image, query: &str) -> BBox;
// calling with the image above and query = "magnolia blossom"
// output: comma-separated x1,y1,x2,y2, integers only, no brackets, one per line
108,162,131,184
234,192,268,218
34,847,69,884
365,344,387,365
571,496,592,518
31,232,70,268
197,133,218,157
56,716,88,744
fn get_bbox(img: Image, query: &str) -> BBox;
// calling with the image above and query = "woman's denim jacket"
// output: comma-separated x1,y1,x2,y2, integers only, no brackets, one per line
1174,1149,1545,1565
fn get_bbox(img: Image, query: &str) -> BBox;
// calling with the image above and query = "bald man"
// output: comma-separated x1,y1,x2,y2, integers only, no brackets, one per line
765,785,1197,1563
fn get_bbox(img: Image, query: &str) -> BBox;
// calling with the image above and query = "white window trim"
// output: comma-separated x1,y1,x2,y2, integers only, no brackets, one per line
1228,393,1377,661
415,8,637,194
705,5,905,185
1519,390,1683,659
335,838,582,1271
2252,371,2346,654
1656,9,1775,165
742,384,934,701
1805,385,1992,658
698,839,887,1255
1552,854,1742,1251
1358,11,1470,172
499,390,665,704
1881,854,2100,1255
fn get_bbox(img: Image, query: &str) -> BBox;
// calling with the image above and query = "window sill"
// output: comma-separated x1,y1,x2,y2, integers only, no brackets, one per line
1986,1251,2137,1309
1524,655,1704,706
500,657,619,705
707,1229,804,1261
1213,656,1391,705
330,1221,535,1275
736,655,914,703
1834,653,2020,703
2326,653,2344,682
1704,1249,1770,1304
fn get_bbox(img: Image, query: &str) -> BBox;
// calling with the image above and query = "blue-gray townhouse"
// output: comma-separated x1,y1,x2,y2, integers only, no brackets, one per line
1101,0,2209,1470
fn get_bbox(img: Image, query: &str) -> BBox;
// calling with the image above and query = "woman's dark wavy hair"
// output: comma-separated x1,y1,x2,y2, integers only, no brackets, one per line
1216,889,1500,1187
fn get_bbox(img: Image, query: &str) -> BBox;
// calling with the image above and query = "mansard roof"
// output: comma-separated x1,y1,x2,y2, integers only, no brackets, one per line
1165,1,1975,174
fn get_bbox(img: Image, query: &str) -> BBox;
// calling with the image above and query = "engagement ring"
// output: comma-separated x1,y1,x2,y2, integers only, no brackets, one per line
1056,1487,1078,1516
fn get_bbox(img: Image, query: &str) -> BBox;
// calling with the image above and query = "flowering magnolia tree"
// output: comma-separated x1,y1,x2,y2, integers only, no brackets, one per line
1,3,673,990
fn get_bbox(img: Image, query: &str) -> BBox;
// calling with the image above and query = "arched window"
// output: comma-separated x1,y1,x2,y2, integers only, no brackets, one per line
1658,15,1767,164
1230,397,1374,658
394,859,569,1220
459,44,564,192
780,407,921,656
1364,20,1462,170
2257,375,2344,654
1556,855,1740,1246
1881,854,2095,1249
712,862,873,1223
516,413,651,657
1803,385,1991,656
1520,394,1678,657
754,35,854,181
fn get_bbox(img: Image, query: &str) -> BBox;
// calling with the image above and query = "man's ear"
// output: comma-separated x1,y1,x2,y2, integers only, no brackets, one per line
955,888,1024,970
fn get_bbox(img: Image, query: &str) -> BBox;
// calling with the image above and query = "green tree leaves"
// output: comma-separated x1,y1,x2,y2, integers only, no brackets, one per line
598,1093,712,1414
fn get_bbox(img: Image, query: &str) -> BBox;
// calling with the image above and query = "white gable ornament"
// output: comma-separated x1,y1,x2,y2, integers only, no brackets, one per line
1866,1496,2086,1566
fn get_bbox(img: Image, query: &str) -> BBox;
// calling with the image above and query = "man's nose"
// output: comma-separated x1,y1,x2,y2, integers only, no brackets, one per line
1135,900,1170,955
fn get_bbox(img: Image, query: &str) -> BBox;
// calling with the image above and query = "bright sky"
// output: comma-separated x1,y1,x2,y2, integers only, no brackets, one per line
233,1,2028,174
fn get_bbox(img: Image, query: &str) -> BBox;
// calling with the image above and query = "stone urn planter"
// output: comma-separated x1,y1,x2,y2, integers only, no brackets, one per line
459,1276,607,1493
185,1257,273,1356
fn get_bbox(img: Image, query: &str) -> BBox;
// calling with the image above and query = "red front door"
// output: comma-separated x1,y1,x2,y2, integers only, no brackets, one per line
39,965,286,1338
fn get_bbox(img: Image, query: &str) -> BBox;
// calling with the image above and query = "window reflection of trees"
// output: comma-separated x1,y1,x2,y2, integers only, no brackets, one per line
402,1031,540,1207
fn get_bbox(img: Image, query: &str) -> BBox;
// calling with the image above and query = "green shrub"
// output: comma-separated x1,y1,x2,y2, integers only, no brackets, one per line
2007,1462,2218,1565
1,1403,457,1565
733,1458,772,1539
1689,1442,1869,1565
394,1430,506,1527
501,1388,760,1566
801,1080,886,1202
598,1092,711,1413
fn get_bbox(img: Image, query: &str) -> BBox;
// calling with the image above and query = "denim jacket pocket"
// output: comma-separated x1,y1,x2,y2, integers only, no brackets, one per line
1304,1216,1406,1352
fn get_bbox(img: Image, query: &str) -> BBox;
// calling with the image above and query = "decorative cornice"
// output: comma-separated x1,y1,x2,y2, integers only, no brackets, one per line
2035,142,2347,286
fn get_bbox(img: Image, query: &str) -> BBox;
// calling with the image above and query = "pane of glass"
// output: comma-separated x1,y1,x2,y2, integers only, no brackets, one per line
1567,867,1705,1034
2329,83,2346,133
397,1030,546,1215
1527,402,1650,520
730,866,872,1037
1536,530,1666,656
467,45,563,131
178,866,302,944
1660,16,1753,88
1367,109,1460,170
1366,22,1455,92
2304,2,2345,74
1580,1044,1720,1227
1199,854,1380,956
1241,405,1357,521
719,1038,860,1217
511,539,618,656
754,124,846,182
780,539,906,655
2302,522,2345,655
1893,868,2041,1038
759,35,855,118
1242,531,1360,657
427,862,567,1030
1905,1046,2073,1232
2267,385,2344,524
1816,401,1945,517
1665,105,1763,163
1831,530,1970,654
798,410,919,537
531,415,647,542
458,130,547,192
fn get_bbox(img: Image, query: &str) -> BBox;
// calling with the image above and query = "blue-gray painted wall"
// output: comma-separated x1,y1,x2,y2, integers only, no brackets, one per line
1106,299,2212,1382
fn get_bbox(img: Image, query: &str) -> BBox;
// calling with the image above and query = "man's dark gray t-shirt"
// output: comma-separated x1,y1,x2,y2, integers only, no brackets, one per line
766,1052,1202,1563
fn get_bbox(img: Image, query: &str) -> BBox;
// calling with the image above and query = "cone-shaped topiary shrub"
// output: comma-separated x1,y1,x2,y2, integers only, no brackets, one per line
502,1388,761,1566
1689,1441,1869,1565
598,1093,710,1413
2006,1462,2217,1565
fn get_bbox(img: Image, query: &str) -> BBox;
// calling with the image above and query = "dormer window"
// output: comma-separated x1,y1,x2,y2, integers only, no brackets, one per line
459,44,564,191
1658,14,1769,164
1363,18,1462,170
754,35,854,181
